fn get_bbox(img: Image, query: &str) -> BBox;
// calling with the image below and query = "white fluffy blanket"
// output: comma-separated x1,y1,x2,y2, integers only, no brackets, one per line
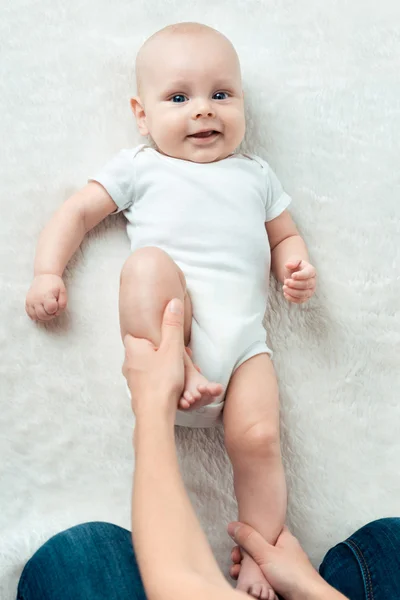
1,0,399,597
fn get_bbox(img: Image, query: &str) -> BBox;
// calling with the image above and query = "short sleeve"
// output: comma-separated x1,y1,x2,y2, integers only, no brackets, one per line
262,161,292,222
88,148,138,213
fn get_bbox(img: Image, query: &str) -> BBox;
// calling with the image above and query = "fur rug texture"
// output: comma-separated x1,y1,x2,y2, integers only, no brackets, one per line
1,0,399,597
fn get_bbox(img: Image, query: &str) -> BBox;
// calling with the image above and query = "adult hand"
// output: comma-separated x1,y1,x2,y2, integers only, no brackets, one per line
122,298,185,418
282,257,316,304
228,523,324,600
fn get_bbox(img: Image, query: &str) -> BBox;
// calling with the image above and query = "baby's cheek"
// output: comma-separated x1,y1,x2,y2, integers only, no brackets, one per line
228,111,245,145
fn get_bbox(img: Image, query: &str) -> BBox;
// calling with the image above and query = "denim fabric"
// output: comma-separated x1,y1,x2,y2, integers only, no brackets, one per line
16,522,146,600
319,518,400,599
17,518,400,599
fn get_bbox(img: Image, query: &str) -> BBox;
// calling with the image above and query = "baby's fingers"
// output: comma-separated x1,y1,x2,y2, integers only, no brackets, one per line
34,304,57,321
284,277,316,291
283,290,311,304
43,293,59,315
57,287,68,311
284,284,314,298
25,303,37,321
292,265,316,280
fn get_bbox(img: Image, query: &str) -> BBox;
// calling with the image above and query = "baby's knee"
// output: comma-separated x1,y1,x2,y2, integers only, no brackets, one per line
225,421,280,461
120,247,172,284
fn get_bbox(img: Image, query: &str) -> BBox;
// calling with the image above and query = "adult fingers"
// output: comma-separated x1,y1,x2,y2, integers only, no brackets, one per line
228,522,271,567
160,298,184,353
123,334,154,354
275,526,293,546
230,564,240,580
231,545,242,566
122,335,154,378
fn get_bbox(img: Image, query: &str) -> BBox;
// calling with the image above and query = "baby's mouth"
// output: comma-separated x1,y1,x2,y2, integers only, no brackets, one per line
189,130,220,138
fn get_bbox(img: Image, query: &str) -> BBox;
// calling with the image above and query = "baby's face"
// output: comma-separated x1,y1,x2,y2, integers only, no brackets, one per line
133,32,245,163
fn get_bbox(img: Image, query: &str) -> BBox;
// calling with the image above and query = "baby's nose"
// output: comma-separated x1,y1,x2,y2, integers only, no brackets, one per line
192,100,215,119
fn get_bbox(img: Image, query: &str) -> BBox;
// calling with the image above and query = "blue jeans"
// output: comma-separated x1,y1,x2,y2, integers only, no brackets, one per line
16,518,400,600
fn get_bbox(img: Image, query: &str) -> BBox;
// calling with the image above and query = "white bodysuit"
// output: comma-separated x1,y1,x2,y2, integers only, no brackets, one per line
90,145,291,427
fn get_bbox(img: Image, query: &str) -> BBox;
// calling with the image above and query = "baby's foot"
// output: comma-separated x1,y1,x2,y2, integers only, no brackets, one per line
179,353,223,410
236,551,276,600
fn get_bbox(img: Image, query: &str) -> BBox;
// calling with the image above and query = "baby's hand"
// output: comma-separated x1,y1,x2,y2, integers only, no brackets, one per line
282,257,316,304
26,274,67,321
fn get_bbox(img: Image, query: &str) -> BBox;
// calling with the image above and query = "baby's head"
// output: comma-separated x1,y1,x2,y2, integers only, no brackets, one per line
131,23,245,163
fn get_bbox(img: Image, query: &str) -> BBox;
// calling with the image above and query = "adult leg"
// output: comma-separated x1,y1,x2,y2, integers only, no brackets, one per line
16,522,146,600
223,353,287,600
319,517,400,600
119,247,222,409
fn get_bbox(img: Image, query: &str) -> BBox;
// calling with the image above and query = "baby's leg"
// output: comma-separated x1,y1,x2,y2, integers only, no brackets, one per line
119,247,223,409
223,353,287,600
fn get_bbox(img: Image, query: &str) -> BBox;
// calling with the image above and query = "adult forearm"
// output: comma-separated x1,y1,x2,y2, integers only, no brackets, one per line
132,410,231,598
34,196,86,277
271,234,309,283
303,580,348,600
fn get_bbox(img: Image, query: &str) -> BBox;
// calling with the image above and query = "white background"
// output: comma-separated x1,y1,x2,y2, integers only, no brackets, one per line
1,0,399,597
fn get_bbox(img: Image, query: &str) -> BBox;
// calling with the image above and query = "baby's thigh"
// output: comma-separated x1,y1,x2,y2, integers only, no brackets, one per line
223,353,280,447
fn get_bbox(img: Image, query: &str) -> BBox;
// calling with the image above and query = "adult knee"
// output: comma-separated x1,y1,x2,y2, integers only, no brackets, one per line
17,523,141,600
225,421,281,462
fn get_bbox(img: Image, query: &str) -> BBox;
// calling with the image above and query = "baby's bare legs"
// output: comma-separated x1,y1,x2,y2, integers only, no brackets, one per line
223,354,287,600
119,247,223,409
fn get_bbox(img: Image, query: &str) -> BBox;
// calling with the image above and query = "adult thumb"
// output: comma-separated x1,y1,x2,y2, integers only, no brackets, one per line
228,522,271,566
160,298,184,350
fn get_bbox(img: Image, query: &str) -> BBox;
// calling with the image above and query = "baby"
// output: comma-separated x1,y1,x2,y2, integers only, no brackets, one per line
26,22,317,599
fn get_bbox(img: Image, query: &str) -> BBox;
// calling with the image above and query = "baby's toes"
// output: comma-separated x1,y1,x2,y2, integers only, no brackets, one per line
198,382,223,397
179,397,190,409
191,387,202,400
196,383,212,395
259,585,275,600
183,390,193,402
211,382,223,395
249,584,263,599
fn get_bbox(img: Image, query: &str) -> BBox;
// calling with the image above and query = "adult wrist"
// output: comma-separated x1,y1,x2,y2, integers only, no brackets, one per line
135,406,176,429
131,389,178,426
294,576,344,600
134,407,177,456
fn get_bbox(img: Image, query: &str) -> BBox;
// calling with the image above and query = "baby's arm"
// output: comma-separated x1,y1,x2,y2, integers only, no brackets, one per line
266,211,316,303
26,182,117,321
266,210,308,283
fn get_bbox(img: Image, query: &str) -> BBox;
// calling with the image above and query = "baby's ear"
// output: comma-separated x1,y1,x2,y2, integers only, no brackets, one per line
130,97,149,136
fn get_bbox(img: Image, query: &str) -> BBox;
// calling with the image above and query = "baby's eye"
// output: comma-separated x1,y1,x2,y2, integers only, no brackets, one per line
170,94,188,103
213,91,229,100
